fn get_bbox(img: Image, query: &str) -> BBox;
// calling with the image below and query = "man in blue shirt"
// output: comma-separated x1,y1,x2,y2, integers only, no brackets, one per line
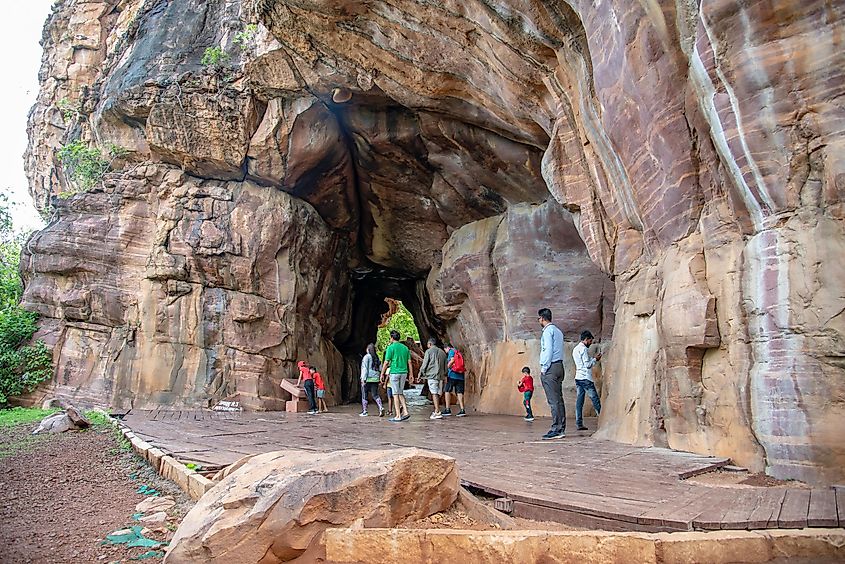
538,308,566,439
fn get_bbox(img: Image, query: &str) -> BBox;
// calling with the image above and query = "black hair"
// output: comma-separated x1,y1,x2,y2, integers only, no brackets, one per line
427,337,437,346
309,365,317,370
538,308,552,322
366,343,379,370
390,329,401,341
580,330,594,341
521,366,531,374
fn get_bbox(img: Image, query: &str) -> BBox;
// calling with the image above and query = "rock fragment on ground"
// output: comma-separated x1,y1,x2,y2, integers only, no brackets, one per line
31,407,90,435
165,448,459,563
135,496,176,514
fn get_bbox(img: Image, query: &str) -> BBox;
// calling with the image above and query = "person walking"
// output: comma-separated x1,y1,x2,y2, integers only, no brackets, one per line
419,337,448,419
573,330,602,430
360,343,385,417
296,361,318,414
517,366,535,421
538,308,565,439
382,330,413,422
442,344,467,417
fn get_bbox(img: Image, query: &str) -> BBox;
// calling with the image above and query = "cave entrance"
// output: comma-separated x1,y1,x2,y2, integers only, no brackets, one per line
333,266,443,403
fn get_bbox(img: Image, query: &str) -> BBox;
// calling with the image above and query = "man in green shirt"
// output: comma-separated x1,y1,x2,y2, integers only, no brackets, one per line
382,330,413,421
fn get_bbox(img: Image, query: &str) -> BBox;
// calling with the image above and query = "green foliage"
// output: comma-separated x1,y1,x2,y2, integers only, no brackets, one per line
0,406,59,428
84,409,112,427
106,142,129,159
56,97,78,121
376,301,420,357
233,24,258,50
0,196,53,404
57,140,110,194
201,46,230,67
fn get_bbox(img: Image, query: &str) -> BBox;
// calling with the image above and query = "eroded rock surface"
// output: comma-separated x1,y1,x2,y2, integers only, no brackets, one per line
21,0,845,483
165,448,459,563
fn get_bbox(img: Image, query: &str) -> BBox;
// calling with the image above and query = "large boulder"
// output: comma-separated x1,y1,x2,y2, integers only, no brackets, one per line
165,448,459,563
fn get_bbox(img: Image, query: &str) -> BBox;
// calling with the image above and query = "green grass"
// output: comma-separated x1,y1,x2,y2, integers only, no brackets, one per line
84,410,112,427
0,407,59,427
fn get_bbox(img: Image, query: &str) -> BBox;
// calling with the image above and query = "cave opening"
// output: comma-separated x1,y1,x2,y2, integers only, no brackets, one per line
332,265,443,403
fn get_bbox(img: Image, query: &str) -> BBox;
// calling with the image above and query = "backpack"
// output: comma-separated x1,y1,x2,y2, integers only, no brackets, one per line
452,349,465,373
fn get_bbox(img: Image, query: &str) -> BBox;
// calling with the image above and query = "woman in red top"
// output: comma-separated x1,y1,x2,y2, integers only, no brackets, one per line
296,361,318,414
517,366,535,421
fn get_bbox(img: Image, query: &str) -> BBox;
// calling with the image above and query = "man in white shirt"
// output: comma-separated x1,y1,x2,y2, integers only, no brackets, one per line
573,330,602,431
538,308,566,440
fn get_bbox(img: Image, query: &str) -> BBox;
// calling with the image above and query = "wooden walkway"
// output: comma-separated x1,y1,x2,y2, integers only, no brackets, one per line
121,404,843,532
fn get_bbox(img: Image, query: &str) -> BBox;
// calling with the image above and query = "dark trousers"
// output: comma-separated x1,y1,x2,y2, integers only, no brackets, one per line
541,361,566,434
523,391,534,418
304,379,317,411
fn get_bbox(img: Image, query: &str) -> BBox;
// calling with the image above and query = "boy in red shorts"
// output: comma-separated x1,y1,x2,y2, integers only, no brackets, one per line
517,366,534,422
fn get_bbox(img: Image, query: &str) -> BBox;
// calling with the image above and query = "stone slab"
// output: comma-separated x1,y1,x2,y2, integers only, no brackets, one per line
324,528,845,563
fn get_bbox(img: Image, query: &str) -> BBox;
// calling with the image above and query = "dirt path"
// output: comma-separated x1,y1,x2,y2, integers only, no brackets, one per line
0,422,193,564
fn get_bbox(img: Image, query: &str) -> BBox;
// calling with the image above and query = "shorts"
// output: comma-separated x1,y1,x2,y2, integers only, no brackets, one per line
316,389,325,399
445,377,464,394
428,378,442,395
389,373,408,395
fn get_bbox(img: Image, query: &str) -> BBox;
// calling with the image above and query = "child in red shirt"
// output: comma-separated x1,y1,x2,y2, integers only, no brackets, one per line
312,366,328,413
517,366,534,421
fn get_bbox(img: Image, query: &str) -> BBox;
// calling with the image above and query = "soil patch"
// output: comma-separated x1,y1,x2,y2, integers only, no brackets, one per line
686,469,809,489
0,422,193,563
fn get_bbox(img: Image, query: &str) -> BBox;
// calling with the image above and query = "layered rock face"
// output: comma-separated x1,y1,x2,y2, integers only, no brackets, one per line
22,0,844,483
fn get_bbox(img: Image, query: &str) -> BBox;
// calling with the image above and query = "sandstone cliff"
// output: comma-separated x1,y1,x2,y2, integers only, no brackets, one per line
21,0,845,484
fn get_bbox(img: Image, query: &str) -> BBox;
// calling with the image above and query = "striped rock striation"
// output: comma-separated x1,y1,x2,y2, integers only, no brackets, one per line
21,0,844,484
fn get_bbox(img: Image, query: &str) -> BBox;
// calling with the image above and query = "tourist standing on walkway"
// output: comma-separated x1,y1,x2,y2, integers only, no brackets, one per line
314,367,328,413
442,344,467,417
517,366,535,421
296,361,318,414
360,343,385,417
382,330,413,422
573,330,602,430
420,337,448,419
538,308,565,439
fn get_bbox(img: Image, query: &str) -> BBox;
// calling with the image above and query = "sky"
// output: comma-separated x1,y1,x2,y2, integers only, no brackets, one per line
2,1,55,234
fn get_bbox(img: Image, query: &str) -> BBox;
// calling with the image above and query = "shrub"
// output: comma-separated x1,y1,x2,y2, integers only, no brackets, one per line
57,140,110,193
376,301,420,357
233,24,258,50
0,196,53,404
56,97,78,122
201,46,230,67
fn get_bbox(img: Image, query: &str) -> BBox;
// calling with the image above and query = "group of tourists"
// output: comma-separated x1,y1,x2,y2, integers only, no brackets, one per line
359,329,467,422
535,307,602,439
294,360,328,415
294,306,603,438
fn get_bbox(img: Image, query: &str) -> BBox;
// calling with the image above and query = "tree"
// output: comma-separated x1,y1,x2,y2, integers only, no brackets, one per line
0,193,52,403
376,301,419,357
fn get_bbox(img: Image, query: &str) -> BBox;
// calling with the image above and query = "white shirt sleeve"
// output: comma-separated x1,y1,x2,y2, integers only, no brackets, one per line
360,354,370,382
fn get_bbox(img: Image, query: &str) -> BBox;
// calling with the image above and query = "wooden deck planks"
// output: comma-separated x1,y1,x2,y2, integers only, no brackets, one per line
120,409,839,533
720,489,767,530
692,489,741,530
777,489,811,529
747,489,786,529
